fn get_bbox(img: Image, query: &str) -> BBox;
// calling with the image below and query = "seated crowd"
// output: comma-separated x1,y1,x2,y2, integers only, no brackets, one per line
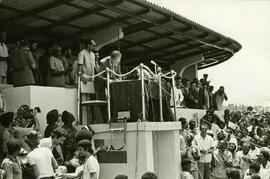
0,107,158,179
179,107,270,179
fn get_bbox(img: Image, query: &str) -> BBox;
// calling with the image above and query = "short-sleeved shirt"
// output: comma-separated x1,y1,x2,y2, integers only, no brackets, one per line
193,134,215,163
0,43,8,77
78,49,95,78
0,43,8,58
27,147,55,179
1,156,22,179
83,155,100,179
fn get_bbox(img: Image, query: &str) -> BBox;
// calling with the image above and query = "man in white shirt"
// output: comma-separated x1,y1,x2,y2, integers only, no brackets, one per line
0,31,9,84
39,128,67,164
27,130,58,179
170,76,184,107
193,123,215,179
27,147,58,179
77,139,100,179
78,39,96,81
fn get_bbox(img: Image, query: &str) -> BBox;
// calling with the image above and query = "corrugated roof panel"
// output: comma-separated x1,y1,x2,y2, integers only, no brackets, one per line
125,46,149,53
145,38,176,48
0,9,18,20
69,14,108,28
124,18,142,25
15,17,51,27
142,10,166,22
38,5,82,21
100,9,122,18
166,20,191,31
148,26,170,34
165,44,190,52
124,31,155,42
3,0,54,11
49,25,81,34
116,1,145,12
71,0,96,9
170,34,189,41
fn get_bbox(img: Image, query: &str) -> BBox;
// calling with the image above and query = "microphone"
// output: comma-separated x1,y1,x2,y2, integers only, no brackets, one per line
150,60,157,66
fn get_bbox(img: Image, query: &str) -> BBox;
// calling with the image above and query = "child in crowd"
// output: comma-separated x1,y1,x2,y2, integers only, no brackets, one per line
181,158,194,179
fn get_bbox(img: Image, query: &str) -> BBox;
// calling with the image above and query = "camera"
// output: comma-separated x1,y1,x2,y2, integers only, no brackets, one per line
15,104,41,128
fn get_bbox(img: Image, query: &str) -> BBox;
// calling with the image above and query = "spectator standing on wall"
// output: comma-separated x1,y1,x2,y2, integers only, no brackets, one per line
30,41,42,85
189,81,200,109
208,86,215,109
170,76,184,107
39,46,51,85
10,40,36,87
199,82,210,109
214,86,228,110
47,45,65,87
0,31,9,84
182,79,190,108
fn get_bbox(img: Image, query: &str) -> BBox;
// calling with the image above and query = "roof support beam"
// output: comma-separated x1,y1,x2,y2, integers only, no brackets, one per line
123,32,174,49
124,17,172,36
84,0,234,55
1,0,73,22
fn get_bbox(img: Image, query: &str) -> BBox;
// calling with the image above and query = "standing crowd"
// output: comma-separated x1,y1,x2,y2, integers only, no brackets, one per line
0,107,159,179
171,74,228,110
180,107,270,179
0,31,121,88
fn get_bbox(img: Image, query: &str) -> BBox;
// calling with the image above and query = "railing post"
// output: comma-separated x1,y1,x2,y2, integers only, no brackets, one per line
106,68,111,123
140,63,146,121
171,70,177,121
158,67,163,122
77,75,81,124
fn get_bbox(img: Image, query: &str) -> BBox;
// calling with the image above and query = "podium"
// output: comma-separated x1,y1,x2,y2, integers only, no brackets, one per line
110,80,147,122
91,122,181,179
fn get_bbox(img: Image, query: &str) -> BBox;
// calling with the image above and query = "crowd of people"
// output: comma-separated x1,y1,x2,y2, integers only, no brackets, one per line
0,31,122,88
0,107,160,179
171,74,228,110
179,107,270,179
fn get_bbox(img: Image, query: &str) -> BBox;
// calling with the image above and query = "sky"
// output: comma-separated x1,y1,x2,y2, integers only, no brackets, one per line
148,0,270,106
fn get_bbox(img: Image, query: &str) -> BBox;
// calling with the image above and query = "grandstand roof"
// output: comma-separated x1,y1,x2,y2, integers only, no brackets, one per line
0,0,242,69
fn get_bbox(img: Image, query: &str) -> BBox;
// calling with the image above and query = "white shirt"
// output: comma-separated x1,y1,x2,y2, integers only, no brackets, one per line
27,147,55,179
211,123,220,139
78,49,95,77
170,86,184,107
38,137,53,149
249,147,260,160
83,155,100,179
181,171,194,179
193,134,215,163
0,43,8,57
